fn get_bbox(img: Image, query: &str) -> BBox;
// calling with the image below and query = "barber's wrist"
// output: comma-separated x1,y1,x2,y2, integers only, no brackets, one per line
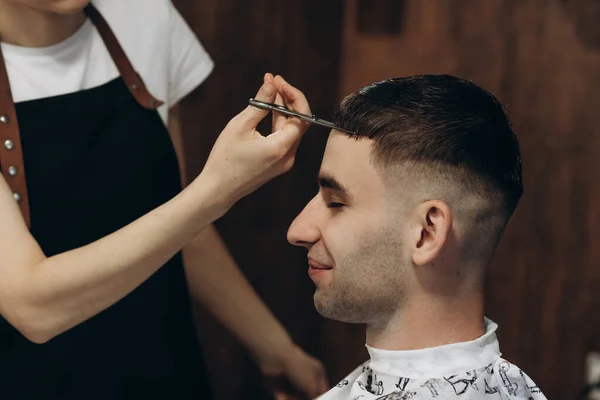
252,330,296,375
186,172,235,221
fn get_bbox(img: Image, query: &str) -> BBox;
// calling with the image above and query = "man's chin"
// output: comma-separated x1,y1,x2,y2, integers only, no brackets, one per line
313,291,366,324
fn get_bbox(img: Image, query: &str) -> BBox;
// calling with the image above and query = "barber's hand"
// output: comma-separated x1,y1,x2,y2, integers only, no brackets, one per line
261,344,329,400
199,74,311,209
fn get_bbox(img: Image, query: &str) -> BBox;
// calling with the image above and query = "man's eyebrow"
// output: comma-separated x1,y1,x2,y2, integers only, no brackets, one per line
318,174,350,196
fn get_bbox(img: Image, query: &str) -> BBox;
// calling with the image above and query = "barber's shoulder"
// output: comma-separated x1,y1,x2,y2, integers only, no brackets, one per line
90,0,206,116
91,0,172,37
89,0,173,80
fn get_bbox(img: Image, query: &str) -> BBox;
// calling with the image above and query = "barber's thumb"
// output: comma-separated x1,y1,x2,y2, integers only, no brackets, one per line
239,82,276,129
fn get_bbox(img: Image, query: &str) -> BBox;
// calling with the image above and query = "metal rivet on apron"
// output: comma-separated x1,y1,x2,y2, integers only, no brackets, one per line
7,166,17,176
3,139,14,150
13,192,21,202
0,115,9,124
130,83,138,90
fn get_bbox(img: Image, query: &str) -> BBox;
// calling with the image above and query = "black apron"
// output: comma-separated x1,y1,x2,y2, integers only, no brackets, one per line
0,5,212,399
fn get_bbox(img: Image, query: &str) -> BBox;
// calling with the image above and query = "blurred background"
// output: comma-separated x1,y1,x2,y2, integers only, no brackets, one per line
172,1,600,398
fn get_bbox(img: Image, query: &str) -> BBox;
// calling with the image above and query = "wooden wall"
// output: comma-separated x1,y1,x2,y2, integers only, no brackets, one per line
174,0,600,398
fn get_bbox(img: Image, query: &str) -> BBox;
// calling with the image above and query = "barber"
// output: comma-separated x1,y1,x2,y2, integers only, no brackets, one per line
0,1,327,399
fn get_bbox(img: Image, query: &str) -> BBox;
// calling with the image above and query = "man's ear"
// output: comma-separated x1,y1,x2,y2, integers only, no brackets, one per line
410,200,453,266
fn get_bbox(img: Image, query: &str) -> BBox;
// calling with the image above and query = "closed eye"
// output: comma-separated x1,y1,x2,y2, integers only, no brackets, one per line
327,202,345,209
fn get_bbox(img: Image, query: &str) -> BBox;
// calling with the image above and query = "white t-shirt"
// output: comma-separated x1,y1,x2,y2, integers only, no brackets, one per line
0,0,214,125
319,319,547,400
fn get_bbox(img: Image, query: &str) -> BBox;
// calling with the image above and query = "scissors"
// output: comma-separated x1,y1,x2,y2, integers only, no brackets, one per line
248,98,355,135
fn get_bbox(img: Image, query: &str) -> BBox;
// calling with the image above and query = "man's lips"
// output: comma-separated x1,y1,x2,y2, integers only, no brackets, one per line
308,258,333,270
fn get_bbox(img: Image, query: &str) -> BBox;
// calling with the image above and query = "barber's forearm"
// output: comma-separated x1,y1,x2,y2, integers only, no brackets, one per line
183,225,293,364
10,177,226,343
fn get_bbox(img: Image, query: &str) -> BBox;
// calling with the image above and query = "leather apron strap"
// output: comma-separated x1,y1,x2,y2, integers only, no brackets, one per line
84,4,164,110
0,3,164,229
0,47,30,226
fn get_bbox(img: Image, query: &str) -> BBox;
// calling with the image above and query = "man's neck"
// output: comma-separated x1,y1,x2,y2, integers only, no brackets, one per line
0,2,86,47
366,292,485,351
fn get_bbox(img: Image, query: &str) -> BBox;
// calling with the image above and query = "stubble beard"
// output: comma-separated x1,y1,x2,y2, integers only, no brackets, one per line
313,226,406,324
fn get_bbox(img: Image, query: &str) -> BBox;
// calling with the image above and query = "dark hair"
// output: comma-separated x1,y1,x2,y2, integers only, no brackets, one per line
332,74,523,216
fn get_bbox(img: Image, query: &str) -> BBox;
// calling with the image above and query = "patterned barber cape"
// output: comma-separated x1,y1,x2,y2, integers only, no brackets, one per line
318,319,547,400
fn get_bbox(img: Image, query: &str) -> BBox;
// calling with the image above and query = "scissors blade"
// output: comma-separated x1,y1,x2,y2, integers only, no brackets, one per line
248,98,355,134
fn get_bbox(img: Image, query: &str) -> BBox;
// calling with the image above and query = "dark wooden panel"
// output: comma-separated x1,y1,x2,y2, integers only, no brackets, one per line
172,1,346,399
339,0,600,398
356,0,407,35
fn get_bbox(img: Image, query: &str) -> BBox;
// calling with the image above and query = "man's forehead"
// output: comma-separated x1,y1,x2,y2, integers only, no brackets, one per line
322,131,373,164
320,132,381,194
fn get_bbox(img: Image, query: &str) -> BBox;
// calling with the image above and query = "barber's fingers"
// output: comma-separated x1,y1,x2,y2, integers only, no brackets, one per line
265,122,309,165
317,373,329,396
273,92,287,133
274,392,298,400
266,77,311,152
264,73,287,133
273,75,311,115
235,80,277,132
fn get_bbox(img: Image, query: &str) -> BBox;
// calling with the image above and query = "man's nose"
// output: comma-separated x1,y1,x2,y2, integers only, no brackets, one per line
287,196,321,248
